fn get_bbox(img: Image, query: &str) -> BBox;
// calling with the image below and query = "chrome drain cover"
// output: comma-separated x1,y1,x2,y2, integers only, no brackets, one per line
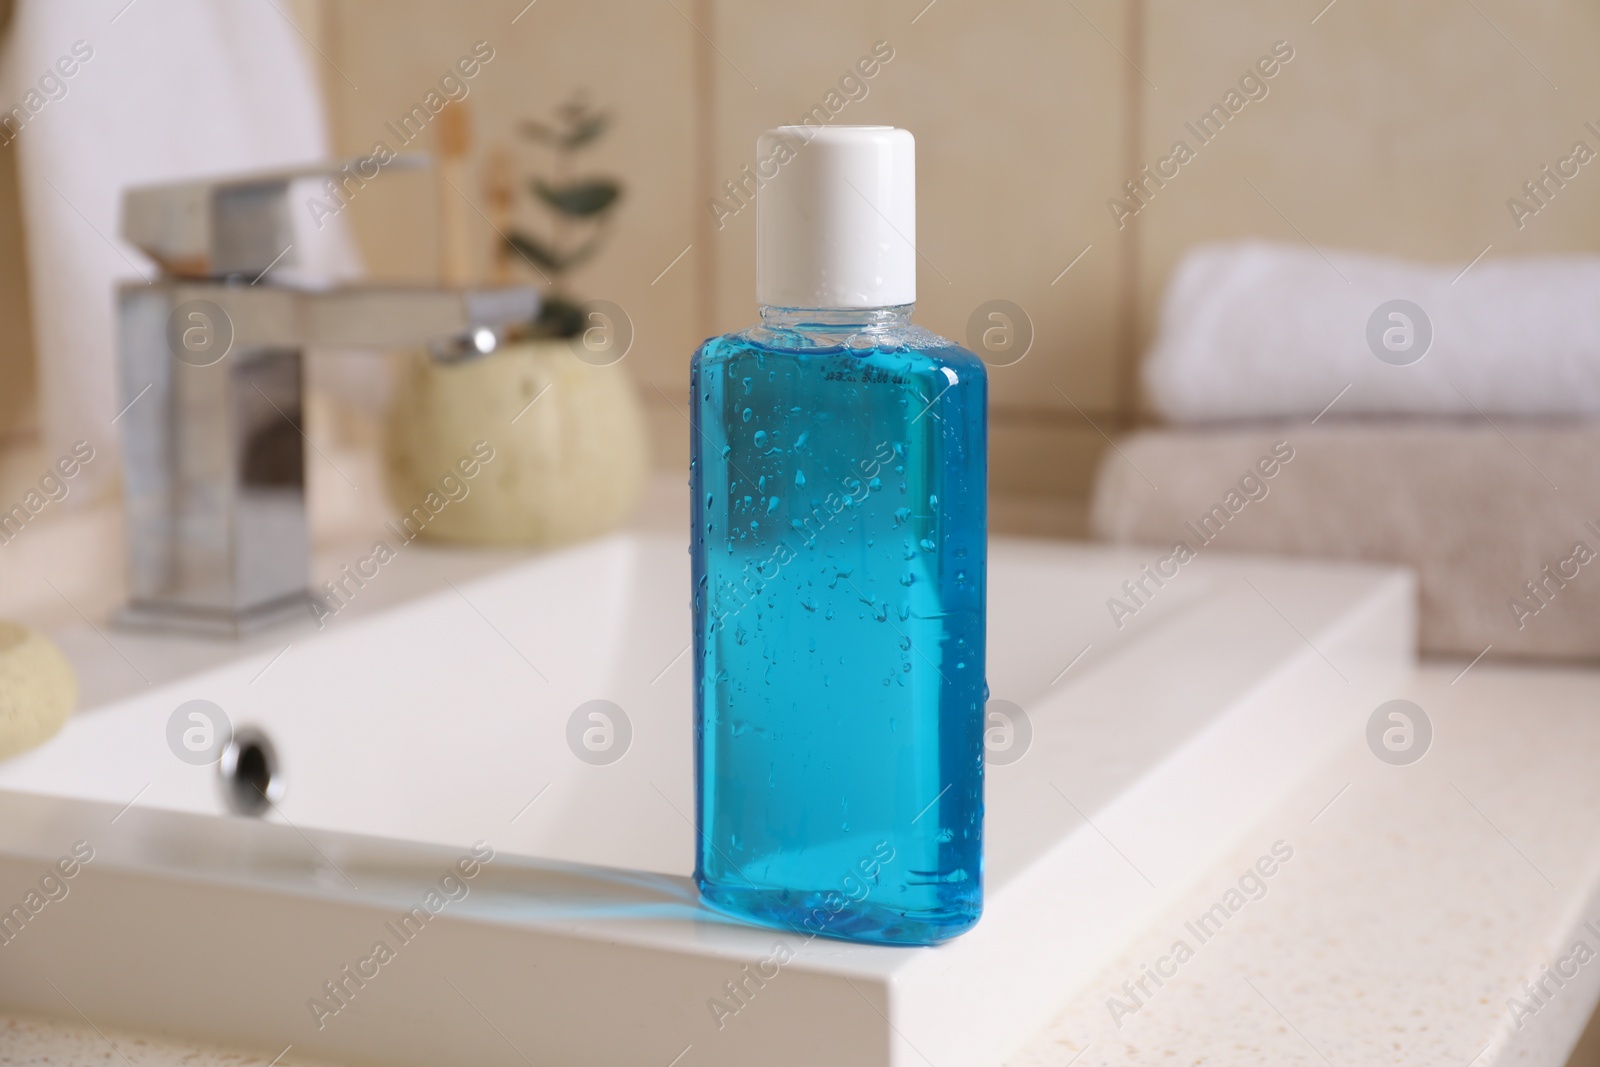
218,726,285,816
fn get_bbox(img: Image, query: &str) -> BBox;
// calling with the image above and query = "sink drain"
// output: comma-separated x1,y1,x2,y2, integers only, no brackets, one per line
218,727,285,816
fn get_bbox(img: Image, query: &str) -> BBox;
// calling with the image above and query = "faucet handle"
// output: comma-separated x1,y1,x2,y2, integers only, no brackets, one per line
122,155,427,278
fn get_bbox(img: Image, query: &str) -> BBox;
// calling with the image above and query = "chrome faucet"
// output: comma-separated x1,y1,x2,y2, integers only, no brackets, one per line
114,160,538,637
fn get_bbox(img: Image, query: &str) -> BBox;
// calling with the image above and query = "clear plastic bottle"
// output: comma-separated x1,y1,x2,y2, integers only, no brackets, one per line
690,126,986,946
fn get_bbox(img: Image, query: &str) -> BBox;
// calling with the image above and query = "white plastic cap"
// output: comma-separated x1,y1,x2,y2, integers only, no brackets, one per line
755,125,916,309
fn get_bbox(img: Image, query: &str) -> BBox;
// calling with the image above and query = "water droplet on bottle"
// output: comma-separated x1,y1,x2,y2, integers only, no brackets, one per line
766,496,780,515
920,538,936,552
742,407,753,422
794,470,806,488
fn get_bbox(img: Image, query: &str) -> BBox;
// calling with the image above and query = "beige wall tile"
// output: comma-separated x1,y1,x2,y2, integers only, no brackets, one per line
322,0,699,403
990,417,1109,500
705,0,1134,419
642,389,692,477
1134,0,1600,369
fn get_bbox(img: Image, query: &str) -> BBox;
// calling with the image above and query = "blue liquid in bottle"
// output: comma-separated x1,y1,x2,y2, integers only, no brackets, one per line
691,303,986,945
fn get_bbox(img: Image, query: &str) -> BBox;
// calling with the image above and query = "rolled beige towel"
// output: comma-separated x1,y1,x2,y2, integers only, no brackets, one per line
1090,422,1600,662
0,622,75,761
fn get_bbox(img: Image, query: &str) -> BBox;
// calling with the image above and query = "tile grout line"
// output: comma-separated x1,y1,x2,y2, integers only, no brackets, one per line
1114,0,1147,435
691,0,718,349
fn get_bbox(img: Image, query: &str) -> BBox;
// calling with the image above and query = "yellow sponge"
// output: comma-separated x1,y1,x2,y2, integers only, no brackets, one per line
0,623,76,762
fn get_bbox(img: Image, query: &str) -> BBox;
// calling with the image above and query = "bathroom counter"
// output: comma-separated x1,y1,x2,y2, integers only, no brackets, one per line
6,659,1600,1065
0,1013,346,1067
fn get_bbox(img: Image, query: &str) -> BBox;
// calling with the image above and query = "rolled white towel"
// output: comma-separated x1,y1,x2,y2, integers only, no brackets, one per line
1143,240,1600,422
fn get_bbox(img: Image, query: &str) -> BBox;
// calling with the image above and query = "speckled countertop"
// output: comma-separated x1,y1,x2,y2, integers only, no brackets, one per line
1007,661,1600,1067
0,1013,344,1066
6,660,1600,1066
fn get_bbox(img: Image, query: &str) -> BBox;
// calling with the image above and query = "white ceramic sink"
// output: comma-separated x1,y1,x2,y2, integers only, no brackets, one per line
0,530,1414,1066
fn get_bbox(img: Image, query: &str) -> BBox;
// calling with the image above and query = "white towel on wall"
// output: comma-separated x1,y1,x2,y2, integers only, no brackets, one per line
1142,240,1600,423
0,0,360,501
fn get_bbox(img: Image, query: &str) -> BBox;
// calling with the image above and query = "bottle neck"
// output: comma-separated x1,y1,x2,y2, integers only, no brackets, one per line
758,304,914,332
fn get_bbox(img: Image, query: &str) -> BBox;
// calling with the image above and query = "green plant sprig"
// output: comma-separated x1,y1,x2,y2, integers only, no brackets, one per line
506,92,624,339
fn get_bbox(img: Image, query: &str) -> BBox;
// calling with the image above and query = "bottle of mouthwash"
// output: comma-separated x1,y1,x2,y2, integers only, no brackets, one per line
691,126,986,946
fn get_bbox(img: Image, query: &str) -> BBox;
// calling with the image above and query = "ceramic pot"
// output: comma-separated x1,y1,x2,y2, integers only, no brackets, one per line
383,338,648,546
